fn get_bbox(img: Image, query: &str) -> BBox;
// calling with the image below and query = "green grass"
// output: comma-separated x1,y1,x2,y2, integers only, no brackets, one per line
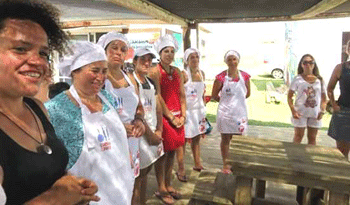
251,78,285,91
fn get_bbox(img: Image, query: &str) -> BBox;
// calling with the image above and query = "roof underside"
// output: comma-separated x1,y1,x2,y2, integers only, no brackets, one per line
147,0,322,20
49,0,350,27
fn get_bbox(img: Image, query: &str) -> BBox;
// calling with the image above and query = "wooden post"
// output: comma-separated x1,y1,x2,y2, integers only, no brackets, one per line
255,180,266,198
234,176,253,205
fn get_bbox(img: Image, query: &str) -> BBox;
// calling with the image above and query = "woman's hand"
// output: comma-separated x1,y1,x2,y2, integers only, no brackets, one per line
178,116,186,127
171,117,181,128
333,103,341,113
317,111,325,120
292,110,301,119
132,119,146,137
124,123,135,137
25,175,100,205
147,130,163,145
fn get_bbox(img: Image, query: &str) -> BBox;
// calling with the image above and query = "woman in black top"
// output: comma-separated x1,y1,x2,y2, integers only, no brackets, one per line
0,0,99,204
328,61,350,158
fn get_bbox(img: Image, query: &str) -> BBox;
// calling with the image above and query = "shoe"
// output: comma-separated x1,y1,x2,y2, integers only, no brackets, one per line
175,171,188,182
168,190,181,200
193,166,205,172
155,191,174,205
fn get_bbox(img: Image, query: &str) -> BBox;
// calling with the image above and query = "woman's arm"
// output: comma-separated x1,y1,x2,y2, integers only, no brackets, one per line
327,64,342,112
211,79,223,102
287,89,300,119
245,78,251,98
177,68,187,127
0,167,5,205
148,67,176,124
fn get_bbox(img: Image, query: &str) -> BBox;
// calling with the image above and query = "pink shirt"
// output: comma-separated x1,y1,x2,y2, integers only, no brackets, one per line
215,70,250,83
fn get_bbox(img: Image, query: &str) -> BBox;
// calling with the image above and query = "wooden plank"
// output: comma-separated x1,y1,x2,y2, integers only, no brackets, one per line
255,180,266,198
106,0,188,27
235,176,253,205
292,0,349,19
328,192,349,205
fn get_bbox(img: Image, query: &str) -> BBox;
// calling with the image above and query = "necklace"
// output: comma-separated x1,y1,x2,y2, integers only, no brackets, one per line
0,103,52,154
160,64,174,80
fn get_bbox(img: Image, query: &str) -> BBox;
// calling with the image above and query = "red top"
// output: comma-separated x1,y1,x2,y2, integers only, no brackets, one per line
215,70,250,83
158,64,185,151
159,64,182,112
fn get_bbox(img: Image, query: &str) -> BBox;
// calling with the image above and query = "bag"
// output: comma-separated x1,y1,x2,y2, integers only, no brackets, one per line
205,118,213,134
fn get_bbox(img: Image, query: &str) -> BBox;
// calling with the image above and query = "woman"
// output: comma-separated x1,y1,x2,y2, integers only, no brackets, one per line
97,32,146,179
211,50,251,174
181,48,206,172
45,41,134,204
0,1,98,204
132,47,164,205
328,60,350,158
148,34,185,203
287,54,327,145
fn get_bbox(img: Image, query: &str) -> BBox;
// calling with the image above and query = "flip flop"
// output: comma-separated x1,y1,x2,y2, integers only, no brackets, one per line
168,190,182,200
155,191,174,205
193,166,205,172
175,171,188,182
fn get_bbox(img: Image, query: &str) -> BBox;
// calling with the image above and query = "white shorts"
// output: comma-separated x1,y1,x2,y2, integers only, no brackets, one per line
291,116,322,128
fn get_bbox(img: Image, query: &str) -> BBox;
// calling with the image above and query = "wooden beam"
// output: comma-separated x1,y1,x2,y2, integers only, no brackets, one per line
105,0,188,27
62,19,167,29
292,0,349,19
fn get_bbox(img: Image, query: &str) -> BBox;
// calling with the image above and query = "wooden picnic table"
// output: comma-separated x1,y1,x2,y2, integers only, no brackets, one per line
227,135,350,205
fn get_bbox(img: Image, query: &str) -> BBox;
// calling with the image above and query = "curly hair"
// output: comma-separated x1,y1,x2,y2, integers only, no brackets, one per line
0,0,68,55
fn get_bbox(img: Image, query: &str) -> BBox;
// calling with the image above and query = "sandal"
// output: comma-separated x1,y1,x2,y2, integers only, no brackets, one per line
193,166,205,172
168,190,182,200
155,191,174,205
221,168,232,174
175,171,188,182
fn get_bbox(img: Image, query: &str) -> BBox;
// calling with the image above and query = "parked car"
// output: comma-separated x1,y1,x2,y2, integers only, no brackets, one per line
263,57,284,79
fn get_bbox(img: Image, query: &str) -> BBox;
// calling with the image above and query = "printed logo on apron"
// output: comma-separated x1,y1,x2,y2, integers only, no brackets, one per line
97,125,111,151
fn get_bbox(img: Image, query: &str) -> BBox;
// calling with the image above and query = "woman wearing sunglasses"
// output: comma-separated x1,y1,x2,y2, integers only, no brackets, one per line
287,54,327,145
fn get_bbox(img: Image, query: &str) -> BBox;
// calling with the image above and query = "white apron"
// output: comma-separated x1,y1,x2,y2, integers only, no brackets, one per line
105,71,140,177
68,85,134,205
0,186,6,205
133,73,164,169
217,71,248,134
184,69,207,138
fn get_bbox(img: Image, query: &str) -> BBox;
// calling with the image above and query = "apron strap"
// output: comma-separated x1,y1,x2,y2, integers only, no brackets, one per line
69,85,114,115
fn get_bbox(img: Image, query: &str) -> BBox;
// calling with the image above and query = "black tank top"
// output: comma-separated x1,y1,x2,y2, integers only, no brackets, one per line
339,62,350,108
0,98,68,204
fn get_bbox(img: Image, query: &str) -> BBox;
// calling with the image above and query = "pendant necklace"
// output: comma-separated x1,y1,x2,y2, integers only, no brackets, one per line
0,104,52,154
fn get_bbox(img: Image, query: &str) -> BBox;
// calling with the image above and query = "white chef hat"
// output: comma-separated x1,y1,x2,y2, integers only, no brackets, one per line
96,31,130,50
184,48,200,64
153,34,179,54
58,41,107,77
224,50,240,63
134,47,156,59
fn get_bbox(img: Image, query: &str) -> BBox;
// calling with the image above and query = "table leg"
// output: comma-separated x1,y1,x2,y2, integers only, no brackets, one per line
297,186,305,204
328,192,349,205
234,176,253,205
255,179,266,198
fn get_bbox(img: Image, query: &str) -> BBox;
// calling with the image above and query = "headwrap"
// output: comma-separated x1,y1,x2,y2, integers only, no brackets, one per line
184,48,200,64
224,50,240,63
58,41,107,77
96,31,130,49
134,47,156,59
153,34,178,54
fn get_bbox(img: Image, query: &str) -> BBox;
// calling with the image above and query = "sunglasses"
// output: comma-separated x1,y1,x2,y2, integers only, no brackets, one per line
302,61,315,65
